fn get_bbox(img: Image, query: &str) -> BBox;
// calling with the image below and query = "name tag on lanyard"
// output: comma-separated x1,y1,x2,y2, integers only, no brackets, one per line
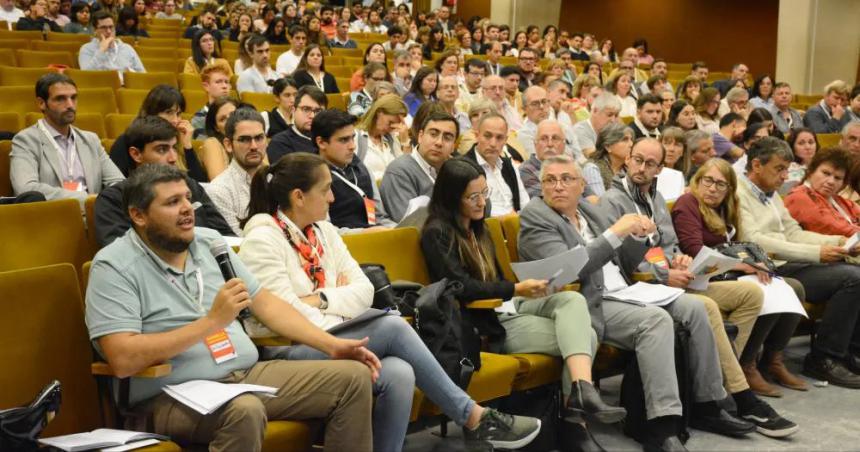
333,169,377,225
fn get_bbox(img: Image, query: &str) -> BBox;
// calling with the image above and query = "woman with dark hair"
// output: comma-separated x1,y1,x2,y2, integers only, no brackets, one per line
264,17,288,44
731,122,771,174
420,157,626,450
598,38,617,64
632,38,653,66
434,49,460,79
693,87,722,134
63,2,92,34
184,29,232,76
783,127,819,192
293,44,340,94
253,4,275,33
582,122,634,196
750,75,775,110
508,30,527,57
110,85,206,182
676,75,702,103
541,25,558,58
469,26,483,54
667,100,697,131
264,76,298,138
350,42,388,92
238,152,542,452
422,25,445,60
403,66,437,117
525,24,542,50
229,12,253,42
747,107,779,136
784,147,860,238
282,3,299,27
200,97,241,179
115,6,149,38
672,159,808,396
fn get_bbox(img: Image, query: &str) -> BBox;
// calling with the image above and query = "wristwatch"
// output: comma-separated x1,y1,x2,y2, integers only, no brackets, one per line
318,292,329,310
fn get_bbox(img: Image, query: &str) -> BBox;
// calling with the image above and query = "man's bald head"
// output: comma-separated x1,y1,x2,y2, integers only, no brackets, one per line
481,75,505,103
523,85,550,123
535,119,565,160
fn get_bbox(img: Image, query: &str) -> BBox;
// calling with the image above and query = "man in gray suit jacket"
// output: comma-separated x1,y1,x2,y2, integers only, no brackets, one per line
379,112,458,222
10,73,124,206
518,155,755,451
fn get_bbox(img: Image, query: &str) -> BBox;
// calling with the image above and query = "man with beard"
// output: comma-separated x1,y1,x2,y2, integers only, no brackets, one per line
94,116,234,247
205,109,267,236
712,112,746,161
85,162,379,452
318,5,336,40
11,73,124,206
628,93,663,139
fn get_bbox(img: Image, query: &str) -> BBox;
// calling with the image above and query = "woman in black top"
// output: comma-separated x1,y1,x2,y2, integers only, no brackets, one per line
420,158,626,450
115,6,149,38
292,44,340,94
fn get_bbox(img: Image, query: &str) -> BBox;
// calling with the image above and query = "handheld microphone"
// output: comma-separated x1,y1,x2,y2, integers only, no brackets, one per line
209,239,251,320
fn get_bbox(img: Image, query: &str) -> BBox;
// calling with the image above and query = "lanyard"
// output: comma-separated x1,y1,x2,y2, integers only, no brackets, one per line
829,196,855,224
37,120,77,181
331,166,368,198
131,232,205,313
310,71,325,91
621,177,659,243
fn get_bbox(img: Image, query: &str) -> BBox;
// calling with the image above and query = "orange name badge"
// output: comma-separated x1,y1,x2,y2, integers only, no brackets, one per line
364,197,377,225
204,329,238,364
62,180,81,192
645,247,670,270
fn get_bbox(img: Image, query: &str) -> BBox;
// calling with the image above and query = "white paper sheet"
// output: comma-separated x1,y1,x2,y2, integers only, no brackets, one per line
39,429,164,451
843,232,860,252
102,438,161,452
163,380,278,415
509,246,589,292
737,275,808,318
687,246,741,291
403,195,430,218
604,282,685,306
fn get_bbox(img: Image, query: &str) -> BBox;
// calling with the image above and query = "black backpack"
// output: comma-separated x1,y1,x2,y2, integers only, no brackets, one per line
619,321,692,443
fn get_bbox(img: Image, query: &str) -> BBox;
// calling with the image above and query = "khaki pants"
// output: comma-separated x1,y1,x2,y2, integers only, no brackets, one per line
138,360,374,452
690,280,764,393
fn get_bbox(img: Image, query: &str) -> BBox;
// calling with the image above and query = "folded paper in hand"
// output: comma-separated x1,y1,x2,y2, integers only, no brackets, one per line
687,246,741,290
163,380,278,415
510,246,589,292
38,428,166,451
604,282,685,307
844,232,860,252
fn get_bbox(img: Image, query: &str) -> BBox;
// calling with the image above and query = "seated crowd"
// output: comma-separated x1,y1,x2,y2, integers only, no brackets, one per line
5,2,860,452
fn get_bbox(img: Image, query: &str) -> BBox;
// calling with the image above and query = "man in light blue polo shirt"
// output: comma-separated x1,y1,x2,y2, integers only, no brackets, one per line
85,164,379,452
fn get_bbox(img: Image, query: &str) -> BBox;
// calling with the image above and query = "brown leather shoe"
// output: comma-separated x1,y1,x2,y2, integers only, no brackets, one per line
764,351,808,391
742,361,782,397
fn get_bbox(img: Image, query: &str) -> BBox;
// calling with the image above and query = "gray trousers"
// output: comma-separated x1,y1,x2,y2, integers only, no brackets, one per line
602,293,727,420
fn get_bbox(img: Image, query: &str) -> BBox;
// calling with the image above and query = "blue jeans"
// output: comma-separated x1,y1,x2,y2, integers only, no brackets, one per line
274,313,475,452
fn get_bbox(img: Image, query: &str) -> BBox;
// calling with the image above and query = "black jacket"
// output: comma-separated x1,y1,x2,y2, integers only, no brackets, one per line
267,126,317,164
292,69,340,94
327,157,375,229
94,175,234,247
16,17,62,32
266,107,290,138
463,146,523,211
109,133,208,183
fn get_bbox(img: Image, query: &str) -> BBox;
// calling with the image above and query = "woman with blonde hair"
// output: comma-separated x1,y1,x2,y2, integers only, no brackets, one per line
354,94,410,180
673,159,808,395
693,87,722,134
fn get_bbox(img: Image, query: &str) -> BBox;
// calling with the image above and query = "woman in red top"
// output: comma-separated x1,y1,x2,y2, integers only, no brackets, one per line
784,147,860,237
672,158,808,396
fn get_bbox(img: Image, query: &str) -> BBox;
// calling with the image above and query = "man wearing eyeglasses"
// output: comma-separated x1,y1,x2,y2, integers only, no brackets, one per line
456,58,487,113
516,48,538,92
600,139,798,438
79,11,145,73
267,86,327,164
205,109,267,236
519,119,596,201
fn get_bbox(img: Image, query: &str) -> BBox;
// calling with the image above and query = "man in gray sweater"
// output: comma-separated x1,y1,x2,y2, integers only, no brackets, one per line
380,112,459,222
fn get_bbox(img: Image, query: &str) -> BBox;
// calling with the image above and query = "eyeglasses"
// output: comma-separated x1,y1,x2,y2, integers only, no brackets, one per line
527,99,550,109
464,187,491,205
537,135,564,144
96,24,115,30
700,176,729,192
541,175,580,188
298,105,323,115
235,134,266,144
629,155,661,170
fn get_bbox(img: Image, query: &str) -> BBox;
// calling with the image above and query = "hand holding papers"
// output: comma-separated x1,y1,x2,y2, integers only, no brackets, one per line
163,380,278,415
510,246,589,293
604,282,685,307
843,232,860,252
738,275,807,318
687,246,742,290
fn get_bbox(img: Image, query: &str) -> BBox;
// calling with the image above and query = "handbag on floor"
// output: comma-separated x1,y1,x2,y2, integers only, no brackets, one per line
0,380,61,451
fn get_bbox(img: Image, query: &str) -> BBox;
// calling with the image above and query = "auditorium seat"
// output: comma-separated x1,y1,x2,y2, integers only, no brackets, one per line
77,87,119,116
0,65,56,87
178,72,202,90
0,48,14,66
105,113,136,139
240,91,277,111
330,48,363,58
139,57,180,73
65,69,122,91
0,111,22,133
134,46,178,60
818,133,841,148
136,38,180,47
0,29,42,40
124,71,179,89
0,38,30,50
327,93,347,112
16,49,76,68
181,89,209,114
24,112,106,137
0,198,94,273
46,32,91,43
0,140,11,197
31,40,83,54
335,76,351,92
117,88,150,114
0,85,41,115
100,138,115,153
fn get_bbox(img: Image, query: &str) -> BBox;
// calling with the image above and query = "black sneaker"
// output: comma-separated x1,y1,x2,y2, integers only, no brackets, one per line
463,408,541,450
739,398,799,438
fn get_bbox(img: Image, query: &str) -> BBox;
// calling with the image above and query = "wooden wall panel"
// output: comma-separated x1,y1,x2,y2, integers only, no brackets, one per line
455,0,492,24
557,0,779,74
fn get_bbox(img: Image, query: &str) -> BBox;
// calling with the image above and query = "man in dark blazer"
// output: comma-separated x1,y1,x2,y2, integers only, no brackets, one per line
518,155,755,451
11,73,124,207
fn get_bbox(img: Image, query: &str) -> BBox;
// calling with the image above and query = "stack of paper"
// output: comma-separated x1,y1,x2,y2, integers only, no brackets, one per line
39,428,166,451
605,282,685,307
687,246,742,290
163,380,278,415
738,275,808,318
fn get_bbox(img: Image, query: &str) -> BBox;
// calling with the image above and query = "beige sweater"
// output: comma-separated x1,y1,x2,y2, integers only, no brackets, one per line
736,177,841,263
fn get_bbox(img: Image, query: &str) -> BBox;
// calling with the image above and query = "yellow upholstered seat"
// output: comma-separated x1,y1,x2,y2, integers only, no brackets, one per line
105,113,137,139
30,40,83,54
421,352,520,416
0,111,22,133
117,88,150,114
818,133,841,148
0,47,14,66
139,57,180,73
0,66,55,89
327,93,347,111
241,91,278,111
16,49,76,68
77,87,119,115
327,65,354,78
335,76,351,92
511,354,564,392
124,71,179,89
64,69,122,91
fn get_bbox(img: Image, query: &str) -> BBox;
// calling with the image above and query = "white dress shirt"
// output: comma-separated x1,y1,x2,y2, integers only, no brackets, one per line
236,65,278,93
205,159,253,236
475,151,529,217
